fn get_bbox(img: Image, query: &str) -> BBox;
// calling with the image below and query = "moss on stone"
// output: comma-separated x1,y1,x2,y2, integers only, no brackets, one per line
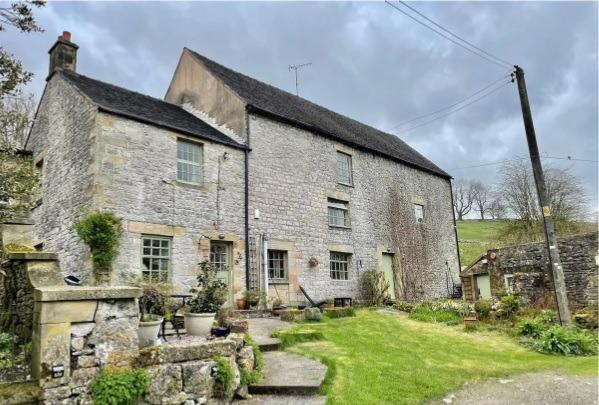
3,243,34,254
0,381,41,404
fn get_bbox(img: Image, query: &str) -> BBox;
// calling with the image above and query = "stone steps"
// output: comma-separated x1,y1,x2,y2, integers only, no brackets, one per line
234,394,327,405
248,352,327,396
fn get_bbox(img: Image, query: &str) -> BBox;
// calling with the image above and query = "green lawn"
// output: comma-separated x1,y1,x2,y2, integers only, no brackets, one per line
276,310,597,405
456,220,508,266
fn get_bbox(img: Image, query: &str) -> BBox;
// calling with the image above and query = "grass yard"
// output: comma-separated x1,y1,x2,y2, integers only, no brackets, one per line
456,220,508,266
275,310,597,405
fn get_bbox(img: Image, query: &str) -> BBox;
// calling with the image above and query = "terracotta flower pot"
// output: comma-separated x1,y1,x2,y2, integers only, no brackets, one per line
236,298,248,310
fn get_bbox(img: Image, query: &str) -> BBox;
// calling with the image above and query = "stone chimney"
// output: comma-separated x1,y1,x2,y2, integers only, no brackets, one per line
48,31,78,79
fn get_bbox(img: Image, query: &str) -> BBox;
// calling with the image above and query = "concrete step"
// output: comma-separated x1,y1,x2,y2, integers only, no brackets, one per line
233,394,327,405
255,336,282,352
249,352,327,396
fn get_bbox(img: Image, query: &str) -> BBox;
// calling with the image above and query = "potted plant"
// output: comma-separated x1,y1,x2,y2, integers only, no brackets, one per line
235,296,248,310
323,297,334,308
243,289,260,308
272,298,284,316
133,278,173,347
185,262,228,336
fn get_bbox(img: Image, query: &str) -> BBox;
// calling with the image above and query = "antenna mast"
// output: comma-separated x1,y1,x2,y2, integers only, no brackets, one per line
288,62,312,96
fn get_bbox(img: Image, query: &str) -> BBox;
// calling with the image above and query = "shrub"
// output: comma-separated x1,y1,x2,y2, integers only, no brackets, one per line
90,368,149,405
499,294,519,318
280,309,303,322
324,307,355,318
474,299,492,319
361,268,390,306
124,275,173,321
516,317,545,339
393,301,416,313
212,356,234,398
573,306,598,330
0,333,13,370
304,307,322,321
187,262,228,313
74,211,123,283
520,325,598,356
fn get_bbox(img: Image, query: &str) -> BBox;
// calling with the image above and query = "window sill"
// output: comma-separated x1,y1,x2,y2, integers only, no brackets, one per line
329,225,352,230
268,280,289,285
174,180,206,191
337,182,354,188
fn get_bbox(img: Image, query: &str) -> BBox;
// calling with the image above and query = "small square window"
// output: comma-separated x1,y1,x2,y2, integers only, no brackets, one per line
141,235,171,282
336,151,352,185
414,204,424,223
330,252,350,280
504,274,514,294
177,139,203,185
268,250,288,281
328,198,350,227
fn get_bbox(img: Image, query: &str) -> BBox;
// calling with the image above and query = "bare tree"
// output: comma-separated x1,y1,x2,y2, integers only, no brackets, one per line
0,93,34,148
496,159,587,222
452,179,474,221
487,197,507,219
471,181,489,220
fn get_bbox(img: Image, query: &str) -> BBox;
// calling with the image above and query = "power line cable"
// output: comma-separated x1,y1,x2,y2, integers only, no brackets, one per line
397,0,514,68
384,1,512,69
449,155,598,171
386,72,513,131
397,80,512,133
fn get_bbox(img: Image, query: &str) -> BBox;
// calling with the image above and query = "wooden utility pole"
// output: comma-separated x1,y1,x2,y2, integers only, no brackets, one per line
514,65,572,325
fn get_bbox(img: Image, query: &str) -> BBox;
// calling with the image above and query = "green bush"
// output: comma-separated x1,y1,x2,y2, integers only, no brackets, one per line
323,307,355,318
304,307,322,321
90,368,149,405
361,268,390,306
499,295,519,318
74,211,123,283
393,301,416,313
474,299,492,318
212,356,234,398
516,317,545,339
187,262,228,313
573,307,598,330
520,325,598,356
0,333,13,369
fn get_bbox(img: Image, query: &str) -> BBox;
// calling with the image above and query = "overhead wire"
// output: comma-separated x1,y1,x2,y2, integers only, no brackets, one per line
384,1,512,69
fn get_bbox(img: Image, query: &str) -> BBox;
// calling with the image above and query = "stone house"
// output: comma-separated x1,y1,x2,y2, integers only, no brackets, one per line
27,32,460,305
460,232,598,309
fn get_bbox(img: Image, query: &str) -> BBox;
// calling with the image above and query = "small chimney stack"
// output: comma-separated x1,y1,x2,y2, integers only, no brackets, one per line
48,30,78,79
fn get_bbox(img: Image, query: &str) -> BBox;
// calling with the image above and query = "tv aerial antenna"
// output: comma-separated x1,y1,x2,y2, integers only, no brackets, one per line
288,62,312,96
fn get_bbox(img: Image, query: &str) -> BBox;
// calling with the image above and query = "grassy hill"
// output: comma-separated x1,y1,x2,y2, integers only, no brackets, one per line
456,220,508,267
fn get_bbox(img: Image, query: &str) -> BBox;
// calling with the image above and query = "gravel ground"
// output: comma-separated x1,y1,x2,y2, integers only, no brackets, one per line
430,371,598,405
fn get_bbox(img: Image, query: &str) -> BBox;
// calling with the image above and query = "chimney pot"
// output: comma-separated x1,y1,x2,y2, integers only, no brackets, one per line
61,31,71,42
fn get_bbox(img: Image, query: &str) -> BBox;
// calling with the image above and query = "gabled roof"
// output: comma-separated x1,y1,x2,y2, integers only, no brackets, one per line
186,49,450,178
58,70,245,149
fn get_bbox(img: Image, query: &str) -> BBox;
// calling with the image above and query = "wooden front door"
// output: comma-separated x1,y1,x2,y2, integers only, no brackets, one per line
210,241,233,307
382,253,396,299
476,274,491,299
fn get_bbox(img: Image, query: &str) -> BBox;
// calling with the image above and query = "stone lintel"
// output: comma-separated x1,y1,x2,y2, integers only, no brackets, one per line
5,252,58,261
328,244,354,254
128,220,186,237
34,286,142,302
37,300,98,324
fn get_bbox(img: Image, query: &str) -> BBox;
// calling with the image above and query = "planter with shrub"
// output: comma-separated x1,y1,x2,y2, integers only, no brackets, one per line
126,277,173,347
243,289,261,308
324,307,355,318
185,262,228,336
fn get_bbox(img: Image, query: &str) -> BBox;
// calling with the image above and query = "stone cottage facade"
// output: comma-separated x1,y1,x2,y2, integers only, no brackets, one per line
460,232,598,309
27,32,460,304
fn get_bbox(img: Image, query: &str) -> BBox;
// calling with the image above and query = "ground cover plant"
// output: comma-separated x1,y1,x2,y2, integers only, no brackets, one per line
276,310,597,405
90,367,149,405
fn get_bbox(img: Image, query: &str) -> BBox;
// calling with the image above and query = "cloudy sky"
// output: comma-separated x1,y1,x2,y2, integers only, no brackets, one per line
4,1,598,215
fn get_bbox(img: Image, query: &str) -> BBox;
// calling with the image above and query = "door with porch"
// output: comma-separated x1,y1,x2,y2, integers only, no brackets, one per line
210,241,233,307
381,253,396,299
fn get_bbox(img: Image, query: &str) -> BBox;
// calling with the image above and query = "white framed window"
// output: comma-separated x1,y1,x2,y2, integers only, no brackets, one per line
414,204,424,223
210,241,230,270
336,151,353,185
177,139,203,185
328,198,350,227
504,274,514,294
268,250,288,282
330,252,350,280
141,235,171,282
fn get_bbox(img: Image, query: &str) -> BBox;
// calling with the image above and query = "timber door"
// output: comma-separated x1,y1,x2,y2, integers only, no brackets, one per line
476,274,491,299
210,241,233,307
382,253,396,299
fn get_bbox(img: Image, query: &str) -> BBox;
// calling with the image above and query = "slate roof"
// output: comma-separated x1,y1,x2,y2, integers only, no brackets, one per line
58,70,245,149
187,49,450,178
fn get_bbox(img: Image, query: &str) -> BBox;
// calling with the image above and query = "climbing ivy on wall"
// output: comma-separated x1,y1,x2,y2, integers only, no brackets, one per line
74,211,122,283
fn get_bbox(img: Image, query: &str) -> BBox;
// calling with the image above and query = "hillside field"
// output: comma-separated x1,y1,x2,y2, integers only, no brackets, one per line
456,220,508,267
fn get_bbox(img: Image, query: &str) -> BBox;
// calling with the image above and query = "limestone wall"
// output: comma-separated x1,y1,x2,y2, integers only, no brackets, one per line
247,114,460,302
27,76,99,282
93,112,246,293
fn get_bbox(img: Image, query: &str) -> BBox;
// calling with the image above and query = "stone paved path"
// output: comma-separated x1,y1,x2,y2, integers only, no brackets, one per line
432,372,598,405
235,317,328,404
